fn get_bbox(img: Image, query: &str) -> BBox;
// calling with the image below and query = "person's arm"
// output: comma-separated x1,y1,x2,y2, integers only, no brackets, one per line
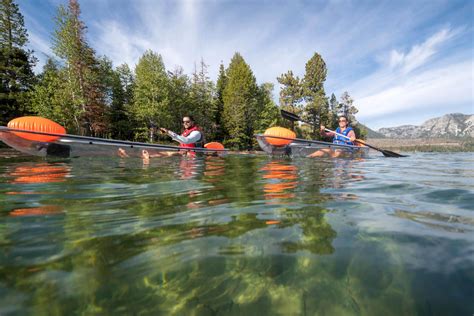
168,130,201,144
347,130,356,142
320,125,334,138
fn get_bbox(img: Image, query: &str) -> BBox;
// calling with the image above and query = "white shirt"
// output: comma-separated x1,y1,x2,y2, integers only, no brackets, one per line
167,130,202,145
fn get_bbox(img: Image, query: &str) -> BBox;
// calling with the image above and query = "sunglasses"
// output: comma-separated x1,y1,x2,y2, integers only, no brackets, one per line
183,120,192,124
338,119,347,122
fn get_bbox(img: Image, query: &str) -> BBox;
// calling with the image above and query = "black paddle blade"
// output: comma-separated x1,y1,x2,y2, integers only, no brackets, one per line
380,149,408,158
280,109,300,122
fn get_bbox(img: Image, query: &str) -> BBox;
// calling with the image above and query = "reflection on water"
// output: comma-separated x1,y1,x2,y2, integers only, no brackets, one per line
0,152,472,315
261,160,298,201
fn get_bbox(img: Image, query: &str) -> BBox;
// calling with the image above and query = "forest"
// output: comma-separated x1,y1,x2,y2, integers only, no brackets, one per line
1,0,364,149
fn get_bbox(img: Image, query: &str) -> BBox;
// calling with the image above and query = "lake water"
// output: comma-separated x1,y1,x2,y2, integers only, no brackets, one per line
0,149,473,315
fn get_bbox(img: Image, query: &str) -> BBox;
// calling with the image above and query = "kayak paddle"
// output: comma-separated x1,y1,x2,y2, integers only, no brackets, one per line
280,109,407,158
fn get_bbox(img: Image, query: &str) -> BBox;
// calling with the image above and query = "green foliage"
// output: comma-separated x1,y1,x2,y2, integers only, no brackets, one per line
165,66,190,135
222,53,260,149
29,58,79,129
302,52,328,139
276,70,304,130
277,70,304,112
131,50,169,141
97,58,134,139
338,91,358,121
52,0,108,135
255,82,280,133
190,59,216,141
0,0,36,125
304,52,327,95
214,62,227,140
277,53,364,142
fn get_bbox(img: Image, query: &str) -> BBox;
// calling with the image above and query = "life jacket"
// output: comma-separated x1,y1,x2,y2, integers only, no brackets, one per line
180,125,204,148
333,126,354,145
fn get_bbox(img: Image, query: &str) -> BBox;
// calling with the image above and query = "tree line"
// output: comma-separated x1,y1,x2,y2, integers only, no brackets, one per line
0,0,365,149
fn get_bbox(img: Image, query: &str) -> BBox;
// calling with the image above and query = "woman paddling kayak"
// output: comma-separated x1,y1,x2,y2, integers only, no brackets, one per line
308,115,357,158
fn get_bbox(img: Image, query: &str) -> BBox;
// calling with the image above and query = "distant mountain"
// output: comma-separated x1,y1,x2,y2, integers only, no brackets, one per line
377,113,474,138
357,123,385,138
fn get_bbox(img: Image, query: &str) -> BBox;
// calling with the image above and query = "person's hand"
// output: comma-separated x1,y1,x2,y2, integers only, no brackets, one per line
349,135,356,142
159,128,168,134
320,125,326,133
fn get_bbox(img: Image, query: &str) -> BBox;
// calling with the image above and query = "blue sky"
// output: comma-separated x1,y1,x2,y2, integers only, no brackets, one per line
19,0,473,129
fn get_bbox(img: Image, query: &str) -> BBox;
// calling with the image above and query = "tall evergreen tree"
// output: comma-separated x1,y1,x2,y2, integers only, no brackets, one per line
277,70,304,129
190,58,216,140
166,66,190,134
255,82,280,133
0,0,36,125
131,50,169,141
303,52,328,138
112,63,134,139
222,52,259,149
214,62,227,141
338,91,358,121
53,0,107,135
277,70,303,113
97,57,132,139
30,58,74,128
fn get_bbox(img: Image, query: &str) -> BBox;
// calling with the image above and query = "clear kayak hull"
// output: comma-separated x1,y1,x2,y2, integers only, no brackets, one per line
0,127,227,158
255,134,369,158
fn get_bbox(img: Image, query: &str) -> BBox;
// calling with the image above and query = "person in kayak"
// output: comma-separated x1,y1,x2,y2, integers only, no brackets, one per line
308,115,357,158
159,115,205,148
118,115,205,163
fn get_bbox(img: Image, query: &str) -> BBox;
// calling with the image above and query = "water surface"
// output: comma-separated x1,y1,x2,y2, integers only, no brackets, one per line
0,150,473,315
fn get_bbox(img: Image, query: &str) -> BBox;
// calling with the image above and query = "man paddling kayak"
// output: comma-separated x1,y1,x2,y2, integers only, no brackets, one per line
118,115,205,163
308,115,357,158
160,115,205,148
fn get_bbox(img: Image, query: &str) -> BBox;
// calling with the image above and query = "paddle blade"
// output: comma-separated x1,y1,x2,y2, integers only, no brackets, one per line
355,139,407,158
380,150,408,158
280,109,300,122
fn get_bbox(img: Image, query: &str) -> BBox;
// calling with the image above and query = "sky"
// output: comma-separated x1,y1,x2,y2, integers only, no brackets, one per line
19,0,474,129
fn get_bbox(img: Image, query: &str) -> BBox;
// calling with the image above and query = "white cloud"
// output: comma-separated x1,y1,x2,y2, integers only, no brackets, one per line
388,28,458,74
355,60,473,128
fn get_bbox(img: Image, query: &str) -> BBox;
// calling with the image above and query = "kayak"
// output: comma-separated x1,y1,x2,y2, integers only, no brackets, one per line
255,134,369,158
0,126,228,158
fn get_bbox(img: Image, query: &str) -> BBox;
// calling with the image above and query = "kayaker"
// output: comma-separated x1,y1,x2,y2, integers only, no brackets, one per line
308,115,357,158
159,115,205,148
117,116,205,162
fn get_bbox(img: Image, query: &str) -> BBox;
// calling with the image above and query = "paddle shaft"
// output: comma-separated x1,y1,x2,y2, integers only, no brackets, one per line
324,128,353,141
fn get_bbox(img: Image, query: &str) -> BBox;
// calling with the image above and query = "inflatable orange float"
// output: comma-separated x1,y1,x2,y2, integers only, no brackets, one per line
8,116,66,142
263,127,295,146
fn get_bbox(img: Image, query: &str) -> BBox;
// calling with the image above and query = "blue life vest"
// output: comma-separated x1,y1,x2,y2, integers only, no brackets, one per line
333,127,354,145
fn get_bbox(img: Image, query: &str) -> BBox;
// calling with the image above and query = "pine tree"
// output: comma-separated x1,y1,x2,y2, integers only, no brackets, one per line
222,52,259,149
338,91,364,139
277,70,303,113
30,58,74,128
53,0,107,135
97,57,132,139
277,70,304,129
131,50,169,141
255,82,280,133
112,63,134,139
166,66,190,134
0,0,36,125
214,62,227,141
303,52,329,138
190,58,216,140
338,91,358,122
